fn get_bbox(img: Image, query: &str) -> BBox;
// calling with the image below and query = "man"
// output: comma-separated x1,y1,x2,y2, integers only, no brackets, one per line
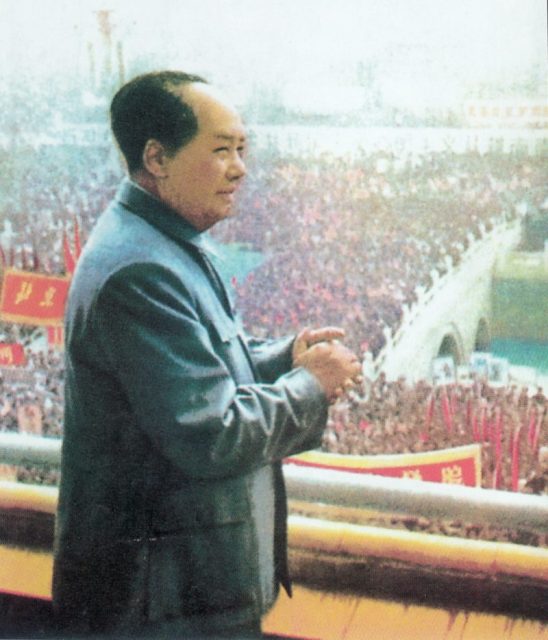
52,71,361,638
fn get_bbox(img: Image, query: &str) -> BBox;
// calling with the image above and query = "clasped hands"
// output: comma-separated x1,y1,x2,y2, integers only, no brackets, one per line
292,327,362,403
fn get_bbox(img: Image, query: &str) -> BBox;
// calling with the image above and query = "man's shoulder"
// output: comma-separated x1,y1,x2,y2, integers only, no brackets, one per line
86,202,189,266
95,197,163,244
70,201,198,304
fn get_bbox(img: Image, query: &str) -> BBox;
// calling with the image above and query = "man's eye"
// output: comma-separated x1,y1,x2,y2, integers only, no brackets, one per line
214,146,229,153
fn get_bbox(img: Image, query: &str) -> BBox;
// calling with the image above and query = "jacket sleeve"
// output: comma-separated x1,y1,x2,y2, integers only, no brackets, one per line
245,335,295,384
93,262,328,480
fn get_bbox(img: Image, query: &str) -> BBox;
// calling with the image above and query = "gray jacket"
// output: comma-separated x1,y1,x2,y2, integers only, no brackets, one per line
52,179,328,637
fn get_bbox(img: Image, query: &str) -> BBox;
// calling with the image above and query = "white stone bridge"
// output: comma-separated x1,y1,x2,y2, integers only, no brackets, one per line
372,219,522,382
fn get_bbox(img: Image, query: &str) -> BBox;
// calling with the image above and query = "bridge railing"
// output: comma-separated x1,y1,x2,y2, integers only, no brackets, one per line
371,216,522,379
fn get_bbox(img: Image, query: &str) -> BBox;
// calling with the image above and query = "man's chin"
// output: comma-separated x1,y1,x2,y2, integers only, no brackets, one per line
217,205,237,221
199,207,235,230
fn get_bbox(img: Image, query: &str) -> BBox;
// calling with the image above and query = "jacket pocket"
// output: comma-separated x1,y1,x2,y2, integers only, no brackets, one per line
151,476,251,533
147,517,259,623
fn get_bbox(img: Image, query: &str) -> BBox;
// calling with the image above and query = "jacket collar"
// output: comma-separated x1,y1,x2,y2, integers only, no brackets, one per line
115,178,212,252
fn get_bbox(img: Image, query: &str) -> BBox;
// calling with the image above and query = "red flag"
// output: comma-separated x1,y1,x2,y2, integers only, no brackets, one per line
471,409,481,442
532,411,543,453
511,426,522,491
481,406,489,441
73,218,82,260
422,392,435,441
47,326,64,348
63,230,76,275
527,406,537,449
493,409,503,489
492,458,502,489
449,386,457,416
440,387,453,433
465,397,472,432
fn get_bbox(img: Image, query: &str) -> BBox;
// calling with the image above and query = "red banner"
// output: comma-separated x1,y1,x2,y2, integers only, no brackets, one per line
0,343,26,367
285,445,482,487
0,269,70,326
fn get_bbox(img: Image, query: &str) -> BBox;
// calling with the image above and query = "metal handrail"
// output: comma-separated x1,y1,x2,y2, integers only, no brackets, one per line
0,432,62,467
1,432,547,534
284,464,548,535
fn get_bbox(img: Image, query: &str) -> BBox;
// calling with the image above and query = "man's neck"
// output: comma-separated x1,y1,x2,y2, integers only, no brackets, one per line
132,167,166,197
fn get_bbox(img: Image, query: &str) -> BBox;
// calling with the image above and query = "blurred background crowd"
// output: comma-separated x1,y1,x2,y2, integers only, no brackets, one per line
0,141,546,492
214,148,546,356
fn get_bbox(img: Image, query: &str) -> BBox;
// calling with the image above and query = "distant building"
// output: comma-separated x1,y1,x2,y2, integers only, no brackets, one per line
464,99,548,128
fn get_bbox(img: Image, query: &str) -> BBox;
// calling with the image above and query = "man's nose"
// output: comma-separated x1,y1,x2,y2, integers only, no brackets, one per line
228,153,246,181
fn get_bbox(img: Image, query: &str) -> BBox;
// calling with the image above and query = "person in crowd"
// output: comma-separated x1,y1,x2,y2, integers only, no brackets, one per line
51,70,362,639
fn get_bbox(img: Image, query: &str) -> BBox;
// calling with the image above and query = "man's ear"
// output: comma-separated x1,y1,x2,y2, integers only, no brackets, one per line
142,139,169,178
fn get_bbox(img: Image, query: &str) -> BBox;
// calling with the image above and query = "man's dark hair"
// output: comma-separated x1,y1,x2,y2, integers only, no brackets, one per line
110,71,208,174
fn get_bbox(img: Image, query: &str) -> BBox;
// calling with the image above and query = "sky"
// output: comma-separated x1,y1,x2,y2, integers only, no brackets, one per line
0,0,546,109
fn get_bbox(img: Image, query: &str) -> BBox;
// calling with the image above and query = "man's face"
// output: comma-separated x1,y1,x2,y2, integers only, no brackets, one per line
156,84,247,231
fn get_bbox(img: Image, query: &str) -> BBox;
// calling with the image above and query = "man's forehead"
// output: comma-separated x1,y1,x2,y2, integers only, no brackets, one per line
213,132,247,142
181,82,236,114
181,83,245,136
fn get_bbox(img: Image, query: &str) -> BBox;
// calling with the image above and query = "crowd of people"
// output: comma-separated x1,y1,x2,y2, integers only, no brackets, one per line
0,145,119,274
214,148,547,357
322,373,547,493
0,336,64,484
0,138,546,493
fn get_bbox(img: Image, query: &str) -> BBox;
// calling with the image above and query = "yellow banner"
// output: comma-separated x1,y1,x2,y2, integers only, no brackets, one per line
285,444,482,487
